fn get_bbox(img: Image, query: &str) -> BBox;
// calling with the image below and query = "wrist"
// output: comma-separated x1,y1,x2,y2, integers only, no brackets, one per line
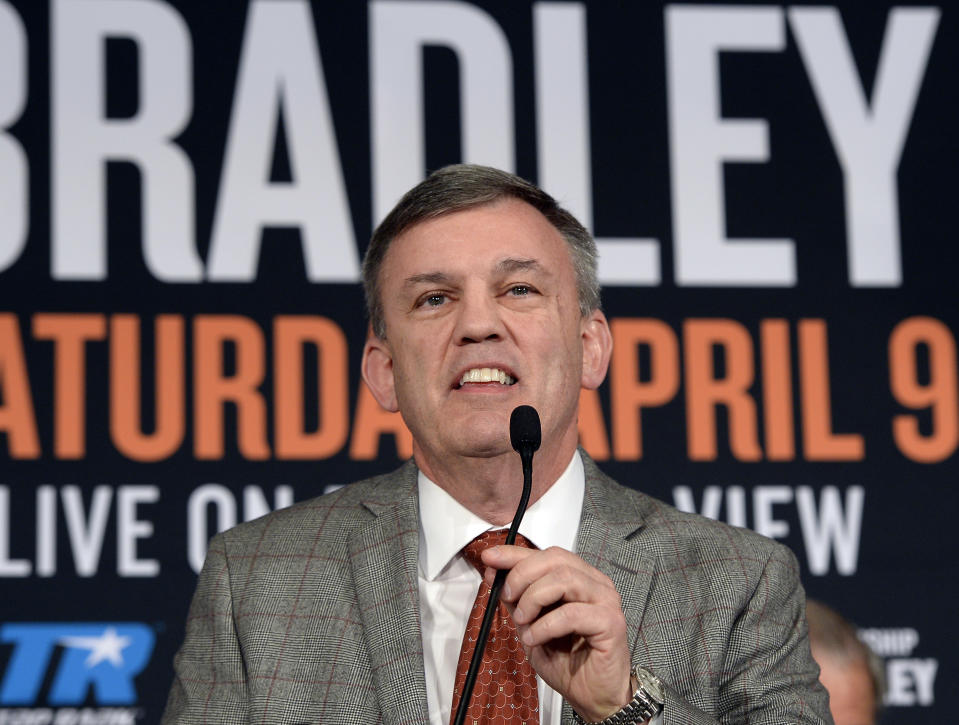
571,665,665,725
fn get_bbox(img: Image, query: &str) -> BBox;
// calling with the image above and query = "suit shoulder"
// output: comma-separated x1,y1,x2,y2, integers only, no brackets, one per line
644,490,792,558
213,463,416,556
623,486,803,603
586,459,799,584
647,497,791,556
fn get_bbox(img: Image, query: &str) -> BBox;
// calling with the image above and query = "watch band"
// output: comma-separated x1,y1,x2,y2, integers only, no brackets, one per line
570,665,665,725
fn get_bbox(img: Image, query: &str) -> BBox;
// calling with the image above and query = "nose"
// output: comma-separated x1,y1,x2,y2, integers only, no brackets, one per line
453,288,504,344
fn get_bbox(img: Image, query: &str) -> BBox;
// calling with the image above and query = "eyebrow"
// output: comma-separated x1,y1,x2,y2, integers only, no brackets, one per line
495,257,544,275
401,258,548,289
403,272,453,288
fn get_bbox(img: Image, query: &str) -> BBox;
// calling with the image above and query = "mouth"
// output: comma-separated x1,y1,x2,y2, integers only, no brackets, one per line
455,367,517,388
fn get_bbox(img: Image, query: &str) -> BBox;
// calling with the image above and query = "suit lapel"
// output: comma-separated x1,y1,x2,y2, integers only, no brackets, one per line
349,462,430,724
562,455,658,724
577,456,656,653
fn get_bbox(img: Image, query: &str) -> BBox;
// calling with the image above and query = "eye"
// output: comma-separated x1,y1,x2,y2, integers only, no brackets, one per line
509,285,531,296
419,293,447,307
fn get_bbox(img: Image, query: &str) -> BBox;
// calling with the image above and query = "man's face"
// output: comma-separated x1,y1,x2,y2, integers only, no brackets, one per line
362,198,610,466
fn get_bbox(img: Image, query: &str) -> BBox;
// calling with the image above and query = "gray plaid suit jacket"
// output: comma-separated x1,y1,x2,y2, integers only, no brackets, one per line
163,454,831,724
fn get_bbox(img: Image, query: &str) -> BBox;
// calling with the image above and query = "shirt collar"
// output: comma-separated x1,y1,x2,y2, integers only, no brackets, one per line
417,451,585,581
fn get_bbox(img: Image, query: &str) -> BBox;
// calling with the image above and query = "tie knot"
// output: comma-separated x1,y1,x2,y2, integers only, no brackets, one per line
462,530,533,572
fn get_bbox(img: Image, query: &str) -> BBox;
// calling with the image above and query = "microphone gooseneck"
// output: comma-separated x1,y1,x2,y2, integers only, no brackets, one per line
452,405,541,725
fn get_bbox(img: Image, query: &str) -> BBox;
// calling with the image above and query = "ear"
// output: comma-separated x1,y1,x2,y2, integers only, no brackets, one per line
580,309,613,390
361,331,399,412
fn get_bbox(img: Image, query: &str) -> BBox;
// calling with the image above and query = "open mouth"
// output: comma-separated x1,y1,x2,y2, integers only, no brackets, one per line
456,367,516,388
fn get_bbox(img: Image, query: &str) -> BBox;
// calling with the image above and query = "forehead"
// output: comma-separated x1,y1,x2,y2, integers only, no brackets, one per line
381,198,573,282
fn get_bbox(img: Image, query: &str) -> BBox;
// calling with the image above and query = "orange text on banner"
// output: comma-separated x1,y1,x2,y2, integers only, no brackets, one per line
3,313,953,463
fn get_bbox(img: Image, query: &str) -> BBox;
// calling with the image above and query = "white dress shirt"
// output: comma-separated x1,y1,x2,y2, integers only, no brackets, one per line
417,452,584,725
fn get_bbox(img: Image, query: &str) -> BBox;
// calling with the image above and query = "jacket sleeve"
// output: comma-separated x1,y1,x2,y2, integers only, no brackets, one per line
161,533,251,724
655,545,833,725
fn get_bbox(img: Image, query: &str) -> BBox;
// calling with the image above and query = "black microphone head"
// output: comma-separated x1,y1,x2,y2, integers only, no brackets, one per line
510,405,541,453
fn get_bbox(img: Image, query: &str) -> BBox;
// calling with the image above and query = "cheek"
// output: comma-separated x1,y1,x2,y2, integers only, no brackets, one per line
530,327,581,367
394,358,427,394
392,336,444,392
535,338,584,389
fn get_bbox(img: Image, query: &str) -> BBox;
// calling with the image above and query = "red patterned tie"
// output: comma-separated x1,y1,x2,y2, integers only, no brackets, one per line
450,530,540,725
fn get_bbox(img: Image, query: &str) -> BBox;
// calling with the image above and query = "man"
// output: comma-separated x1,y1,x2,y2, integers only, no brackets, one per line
807,600,884,725
163,165,830,724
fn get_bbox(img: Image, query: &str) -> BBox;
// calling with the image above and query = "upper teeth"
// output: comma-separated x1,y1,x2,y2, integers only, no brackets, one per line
460,368,515,385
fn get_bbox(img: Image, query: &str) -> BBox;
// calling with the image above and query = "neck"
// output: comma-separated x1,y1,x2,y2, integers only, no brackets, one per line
413,429,578,525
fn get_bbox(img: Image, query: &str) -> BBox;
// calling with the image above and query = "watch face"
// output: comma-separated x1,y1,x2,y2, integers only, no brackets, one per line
635,667,666,703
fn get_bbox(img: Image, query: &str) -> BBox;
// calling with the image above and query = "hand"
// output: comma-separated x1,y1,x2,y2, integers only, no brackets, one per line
482,545,633,722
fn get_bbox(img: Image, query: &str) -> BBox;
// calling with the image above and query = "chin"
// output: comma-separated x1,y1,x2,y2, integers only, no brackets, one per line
449,420,511,458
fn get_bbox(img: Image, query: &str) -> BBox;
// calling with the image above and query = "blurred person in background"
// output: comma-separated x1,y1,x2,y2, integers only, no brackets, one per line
807,599,886,725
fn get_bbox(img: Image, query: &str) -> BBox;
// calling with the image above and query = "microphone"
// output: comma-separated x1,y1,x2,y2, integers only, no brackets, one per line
506,404,539,548
510,404,542,458
453,406,540,725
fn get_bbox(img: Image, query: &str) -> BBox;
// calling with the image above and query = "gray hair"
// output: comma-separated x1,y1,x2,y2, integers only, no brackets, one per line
362,164,600,339
806,598,886,717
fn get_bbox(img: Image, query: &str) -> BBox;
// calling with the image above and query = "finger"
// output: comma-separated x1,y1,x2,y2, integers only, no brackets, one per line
518,601,626,650
511,565,616,625
482,565,497,587
480,543,539,569
483,546,604,591
480,544,550,591
498,548,614,604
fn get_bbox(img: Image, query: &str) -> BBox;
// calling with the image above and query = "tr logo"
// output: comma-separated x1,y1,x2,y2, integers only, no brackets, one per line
0,623,155,705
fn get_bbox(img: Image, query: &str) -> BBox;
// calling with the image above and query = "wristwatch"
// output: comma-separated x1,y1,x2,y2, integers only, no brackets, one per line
571,664,666,725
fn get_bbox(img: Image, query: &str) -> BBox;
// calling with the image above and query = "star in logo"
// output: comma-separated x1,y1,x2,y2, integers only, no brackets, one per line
59,627,132,667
